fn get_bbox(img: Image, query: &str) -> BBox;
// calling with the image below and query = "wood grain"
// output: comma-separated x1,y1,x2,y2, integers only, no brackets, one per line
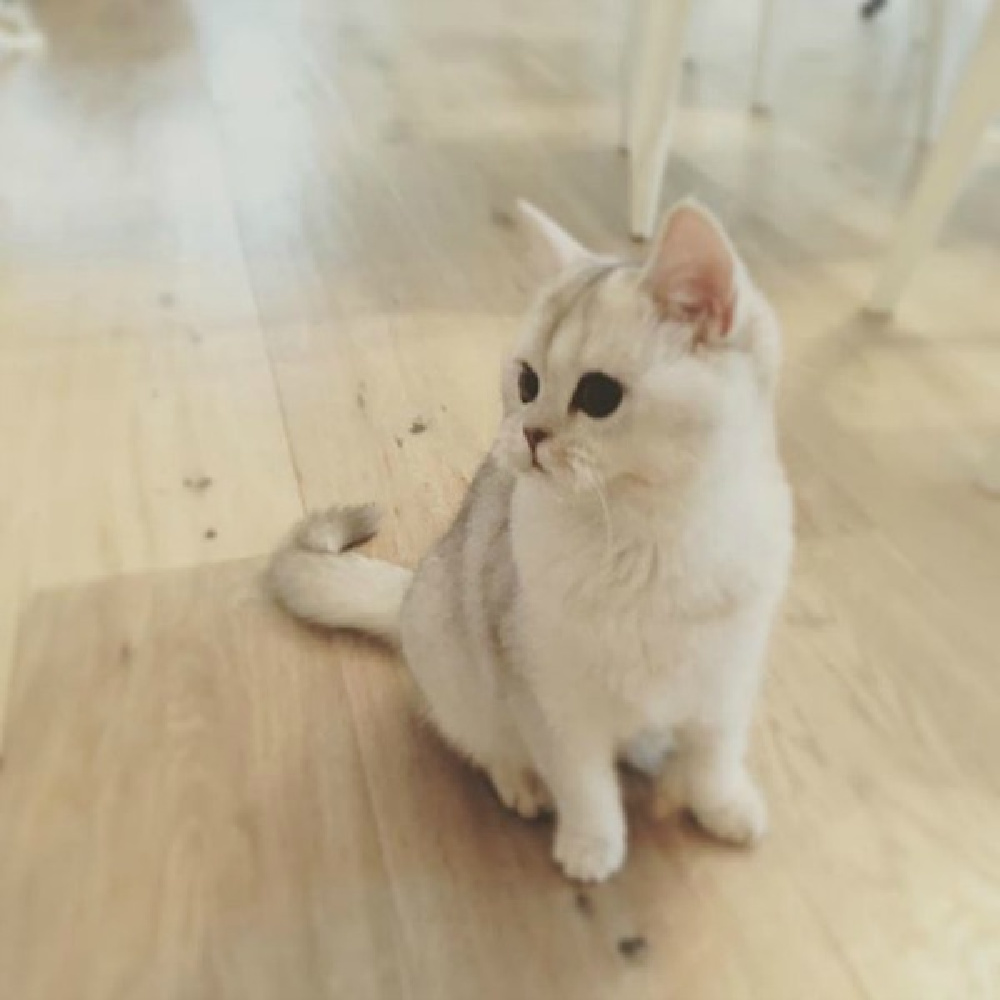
0,0,302,737
0,563,410,1000
1,0,999,995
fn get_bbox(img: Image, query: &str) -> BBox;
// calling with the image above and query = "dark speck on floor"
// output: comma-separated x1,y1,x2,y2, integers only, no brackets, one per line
395,436,403,449
617,935,647,960
573,891,592,916
158,291,175,309
183,476,213,492
409,418,428,435
491,207,515,229
204,528,217,540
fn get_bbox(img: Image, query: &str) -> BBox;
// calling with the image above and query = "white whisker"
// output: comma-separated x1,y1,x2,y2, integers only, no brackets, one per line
572,454,614,564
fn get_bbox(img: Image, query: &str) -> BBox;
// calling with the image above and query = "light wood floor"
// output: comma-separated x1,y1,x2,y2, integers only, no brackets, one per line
2,0,999,996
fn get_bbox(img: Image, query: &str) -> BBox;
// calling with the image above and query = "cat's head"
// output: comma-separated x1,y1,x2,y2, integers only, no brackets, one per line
493,198,780,495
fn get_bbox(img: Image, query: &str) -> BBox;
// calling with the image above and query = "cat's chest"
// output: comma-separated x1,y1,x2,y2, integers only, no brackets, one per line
515,516,695,656
517,558,706,725
515,546,734,731
510,490,743,702
513,501,730,621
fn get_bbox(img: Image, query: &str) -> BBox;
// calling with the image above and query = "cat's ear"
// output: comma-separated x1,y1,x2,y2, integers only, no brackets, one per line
641,198,737,340
515,200,591,279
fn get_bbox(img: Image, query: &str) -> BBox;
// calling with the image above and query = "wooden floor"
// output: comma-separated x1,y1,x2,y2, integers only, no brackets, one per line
2,0,999,996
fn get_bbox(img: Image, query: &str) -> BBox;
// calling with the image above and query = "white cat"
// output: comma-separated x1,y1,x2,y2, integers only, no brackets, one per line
269,198,793,882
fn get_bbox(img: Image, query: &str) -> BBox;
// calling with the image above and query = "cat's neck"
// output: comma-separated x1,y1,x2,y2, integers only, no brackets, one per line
515,415,777,550
516,468,700,550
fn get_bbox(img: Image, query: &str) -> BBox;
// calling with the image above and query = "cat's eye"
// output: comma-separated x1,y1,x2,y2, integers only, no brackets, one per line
570,371,624,419
518,363,540,405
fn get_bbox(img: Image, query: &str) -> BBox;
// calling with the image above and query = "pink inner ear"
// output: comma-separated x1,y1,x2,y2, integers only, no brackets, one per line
643,204,736,337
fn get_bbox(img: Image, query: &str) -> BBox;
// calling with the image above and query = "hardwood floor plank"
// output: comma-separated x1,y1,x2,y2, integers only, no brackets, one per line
0,0,302,741
1,0,998,994
0,562,411,1000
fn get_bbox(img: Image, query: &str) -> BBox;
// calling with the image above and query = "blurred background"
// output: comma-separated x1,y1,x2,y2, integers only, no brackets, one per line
1,1,998,997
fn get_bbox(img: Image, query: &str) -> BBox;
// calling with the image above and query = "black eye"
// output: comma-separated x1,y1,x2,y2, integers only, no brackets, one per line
518,363,539,404
570,372,624,419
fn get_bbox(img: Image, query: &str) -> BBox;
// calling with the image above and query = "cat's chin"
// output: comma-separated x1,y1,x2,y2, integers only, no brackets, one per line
525,466,593,500
497,456,568,492
492,442,599,496
513,463,557,486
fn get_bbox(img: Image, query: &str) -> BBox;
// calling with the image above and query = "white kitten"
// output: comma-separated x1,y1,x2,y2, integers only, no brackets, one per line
269,198,793,882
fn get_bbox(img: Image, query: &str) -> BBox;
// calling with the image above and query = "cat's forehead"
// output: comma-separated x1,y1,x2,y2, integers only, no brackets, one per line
523,263,648,373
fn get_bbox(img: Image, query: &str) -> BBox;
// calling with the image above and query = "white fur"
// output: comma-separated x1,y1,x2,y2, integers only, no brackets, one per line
269,200,793,882
269,503,411,644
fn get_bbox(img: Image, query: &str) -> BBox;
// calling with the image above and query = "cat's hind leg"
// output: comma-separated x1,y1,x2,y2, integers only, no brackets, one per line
485,755,553,820
399,592,551,819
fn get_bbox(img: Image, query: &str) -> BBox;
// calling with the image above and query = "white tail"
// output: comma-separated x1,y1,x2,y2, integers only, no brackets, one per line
267,504,412,646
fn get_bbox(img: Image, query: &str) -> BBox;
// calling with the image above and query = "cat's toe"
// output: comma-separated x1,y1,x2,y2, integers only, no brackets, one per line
691,778,767,847
554,824,625,882
487,763,552,820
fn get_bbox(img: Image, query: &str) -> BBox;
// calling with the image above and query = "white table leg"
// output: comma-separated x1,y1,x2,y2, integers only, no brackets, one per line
751,0,779,114
918,0,947,139
619,0,642,152
867,0,1000,315
628,0,694,239
910,0,929,44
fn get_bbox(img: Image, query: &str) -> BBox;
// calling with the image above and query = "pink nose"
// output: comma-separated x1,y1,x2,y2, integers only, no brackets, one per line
524,427,550,452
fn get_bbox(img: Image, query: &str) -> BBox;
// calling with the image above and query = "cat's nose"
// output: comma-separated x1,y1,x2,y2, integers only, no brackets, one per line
523,427,551,452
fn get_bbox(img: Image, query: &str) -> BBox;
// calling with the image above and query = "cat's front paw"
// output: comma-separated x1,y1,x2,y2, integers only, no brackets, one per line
554,823,626,882
691,775,767,847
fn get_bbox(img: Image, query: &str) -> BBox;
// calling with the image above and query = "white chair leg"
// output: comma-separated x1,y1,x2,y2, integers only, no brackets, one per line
619,0,642,153
867,0,1000,315
751,0,779,114
628,0,694,239
918,0,947,139
910,0,929,45
683,0,707,67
